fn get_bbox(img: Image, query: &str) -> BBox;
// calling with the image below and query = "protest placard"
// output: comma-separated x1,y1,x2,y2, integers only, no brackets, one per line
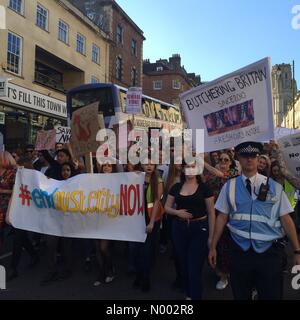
126,87,142,114
35,129,56,151
70,102,103,157
278,132,300,179
180,58,274,152
55,126,71,144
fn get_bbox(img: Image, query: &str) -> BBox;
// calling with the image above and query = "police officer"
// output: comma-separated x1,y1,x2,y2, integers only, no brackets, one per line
208,141,300,300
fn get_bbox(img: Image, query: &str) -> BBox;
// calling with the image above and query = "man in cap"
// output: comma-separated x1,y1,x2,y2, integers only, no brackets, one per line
208,141,300,300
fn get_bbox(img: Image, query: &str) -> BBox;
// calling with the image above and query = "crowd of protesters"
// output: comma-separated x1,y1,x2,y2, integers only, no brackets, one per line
0,139,300,300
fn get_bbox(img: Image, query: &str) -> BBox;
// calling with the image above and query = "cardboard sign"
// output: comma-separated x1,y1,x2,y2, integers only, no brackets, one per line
71,102,102,157
35,129,56,151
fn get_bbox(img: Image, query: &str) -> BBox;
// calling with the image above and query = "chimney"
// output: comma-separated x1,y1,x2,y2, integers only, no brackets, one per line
169,54,181,69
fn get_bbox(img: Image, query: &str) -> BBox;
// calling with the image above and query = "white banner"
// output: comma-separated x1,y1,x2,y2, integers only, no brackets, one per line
8,169,147,242
278,132,300,179
180,58,274,152
126,87,142,114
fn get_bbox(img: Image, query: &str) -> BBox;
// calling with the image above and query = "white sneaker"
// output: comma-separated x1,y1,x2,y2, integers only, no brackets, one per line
216,279,229,290
105,275,115,283
93,280,101,287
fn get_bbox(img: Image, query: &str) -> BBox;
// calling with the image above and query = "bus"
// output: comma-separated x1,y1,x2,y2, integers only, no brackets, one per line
67,83,184,136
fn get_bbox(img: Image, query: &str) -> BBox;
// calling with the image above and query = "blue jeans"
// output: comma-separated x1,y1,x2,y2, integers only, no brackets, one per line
172,219,208,300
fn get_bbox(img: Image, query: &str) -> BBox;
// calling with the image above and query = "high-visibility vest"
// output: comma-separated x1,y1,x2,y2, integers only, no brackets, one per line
226,176,285,253
146,177,164,222
284,180,296,208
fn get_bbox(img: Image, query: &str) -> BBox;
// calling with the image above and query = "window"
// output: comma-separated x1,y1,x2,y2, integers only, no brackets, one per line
7,32,22,75
116,25,123,44
76,33,86,55
172,79,181,90
116,56,122,81
92,44,100,64
156,66,163,71
131,67,137,86
153,80,162,90
36,4,48,31
35,61,64,92
91,76,99,84
9,0,23,14
58,20,69,44
131,39,137,56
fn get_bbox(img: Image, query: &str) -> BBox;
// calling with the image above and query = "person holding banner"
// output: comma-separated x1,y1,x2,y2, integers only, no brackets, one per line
164,161,215,300
132,160,164,293
0,151,16,249
93,162,118,287
208,141,300,300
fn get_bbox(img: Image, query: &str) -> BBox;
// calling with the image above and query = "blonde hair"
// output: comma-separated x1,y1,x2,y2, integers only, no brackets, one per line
0,151,17,169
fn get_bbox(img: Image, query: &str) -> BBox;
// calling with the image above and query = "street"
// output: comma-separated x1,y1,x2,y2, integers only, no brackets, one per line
0,237,299,300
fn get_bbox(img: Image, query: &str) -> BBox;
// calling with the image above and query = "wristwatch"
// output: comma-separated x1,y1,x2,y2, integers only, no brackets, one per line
294,250,300,255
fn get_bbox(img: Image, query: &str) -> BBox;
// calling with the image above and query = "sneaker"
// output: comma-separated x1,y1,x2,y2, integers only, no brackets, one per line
185,297,192,301
216,279,229,290
93,280,102,287
105,275,115,283
252,288,258,300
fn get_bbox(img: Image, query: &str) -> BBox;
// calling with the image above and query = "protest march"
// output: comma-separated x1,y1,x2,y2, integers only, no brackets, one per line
0,58,300,300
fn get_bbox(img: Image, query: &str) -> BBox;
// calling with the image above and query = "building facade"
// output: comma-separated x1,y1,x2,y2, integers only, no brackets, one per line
282,91,300,129
0,0,110,151
69,0,145,88
143,54,201,106
272,63,297,127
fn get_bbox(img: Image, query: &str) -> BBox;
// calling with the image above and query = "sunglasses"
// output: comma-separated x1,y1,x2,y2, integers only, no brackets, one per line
219,158,230,162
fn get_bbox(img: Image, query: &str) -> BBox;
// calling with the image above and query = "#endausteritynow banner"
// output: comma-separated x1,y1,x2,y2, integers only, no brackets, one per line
180,58,274,152
8,169,147,243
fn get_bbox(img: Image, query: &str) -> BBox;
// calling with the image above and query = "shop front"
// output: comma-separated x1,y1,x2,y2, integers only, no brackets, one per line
0,80,67,152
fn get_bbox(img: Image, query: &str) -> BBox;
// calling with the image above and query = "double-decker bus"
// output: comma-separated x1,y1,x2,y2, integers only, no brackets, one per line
67,83,183,136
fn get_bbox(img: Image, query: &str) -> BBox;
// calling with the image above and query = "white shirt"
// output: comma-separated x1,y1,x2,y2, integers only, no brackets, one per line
215,173,293,217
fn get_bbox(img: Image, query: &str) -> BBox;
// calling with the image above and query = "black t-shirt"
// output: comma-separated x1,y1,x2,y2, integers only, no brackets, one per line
169,182,213,218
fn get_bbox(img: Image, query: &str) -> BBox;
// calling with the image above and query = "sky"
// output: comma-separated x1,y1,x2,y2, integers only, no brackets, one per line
116,0,300,85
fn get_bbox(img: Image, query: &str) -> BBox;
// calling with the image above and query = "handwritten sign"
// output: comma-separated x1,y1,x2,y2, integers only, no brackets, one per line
71,102,102,157
35,129,56,151
55,126,71,144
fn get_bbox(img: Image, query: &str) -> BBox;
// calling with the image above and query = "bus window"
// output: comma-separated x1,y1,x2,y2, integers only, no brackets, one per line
70,88,115,117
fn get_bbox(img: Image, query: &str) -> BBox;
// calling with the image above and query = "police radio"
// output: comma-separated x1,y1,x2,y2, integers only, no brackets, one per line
256,176,270,202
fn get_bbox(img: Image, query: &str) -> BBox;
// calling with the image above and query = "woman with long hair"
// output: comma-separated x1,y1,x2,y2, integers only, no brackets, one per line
132,159,164,292
93,162,118,286
165,161,215,300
